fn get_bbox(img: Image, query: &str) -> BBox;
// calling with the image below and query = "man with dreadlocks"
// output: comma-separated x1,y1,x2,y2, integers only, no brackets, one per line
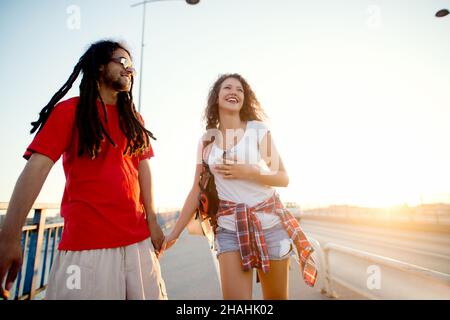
0,40,167,299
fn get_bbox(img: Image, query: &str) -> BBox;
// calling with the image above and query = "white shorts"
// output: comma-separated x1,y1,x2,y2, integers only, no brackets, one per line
45,237,167,300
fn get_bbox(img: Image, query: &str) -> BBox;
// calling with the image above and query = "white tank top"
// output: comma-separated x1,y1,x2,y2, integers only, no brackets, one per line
197,121,281,231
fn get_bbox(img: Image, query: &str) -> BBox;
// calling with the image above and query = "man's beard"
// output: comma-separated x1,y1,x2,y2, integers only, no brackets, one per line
111,78,130,92
103,72,131,92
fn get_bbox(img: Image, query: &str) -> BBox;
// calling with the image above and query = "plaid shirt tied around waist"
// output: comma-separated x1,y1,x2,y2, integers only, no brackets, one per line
217,193,317,287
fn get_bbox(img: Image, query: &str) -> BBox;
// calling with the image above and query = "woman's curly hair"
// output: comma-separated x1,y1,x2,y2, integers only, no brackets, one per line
203,73,266,130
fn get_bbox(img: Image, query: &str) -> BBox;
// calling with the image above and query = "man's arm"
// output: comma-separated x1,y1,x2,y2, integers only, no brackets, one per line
0,153,54,298
138,159,164,255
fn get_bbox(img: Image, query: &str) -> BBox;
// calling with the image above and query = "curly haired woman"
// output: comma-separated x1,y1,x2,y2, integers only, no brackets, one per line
162,73,316,300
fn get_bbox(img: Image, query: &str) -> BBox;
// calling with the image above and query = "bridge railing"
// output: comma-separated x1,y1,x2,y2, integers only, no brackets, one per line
0,203,179,300
305,238,450,300
0,203,63,300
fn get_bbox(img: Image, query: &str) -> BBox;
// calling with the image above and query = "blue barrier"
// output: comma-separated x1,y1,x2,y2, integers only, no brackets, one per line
2,204,178,300
1,204,63,300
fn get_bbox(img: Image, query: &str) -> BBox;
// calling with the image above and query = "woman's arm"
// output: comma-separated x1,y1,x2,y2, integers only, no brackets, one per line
138,159,164,254
161,163,202,251
214,131,289,187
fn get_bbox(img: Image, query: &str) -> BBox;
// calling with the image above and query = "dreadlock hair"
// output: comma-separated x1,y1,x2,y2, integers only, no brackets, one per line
30,40,156,159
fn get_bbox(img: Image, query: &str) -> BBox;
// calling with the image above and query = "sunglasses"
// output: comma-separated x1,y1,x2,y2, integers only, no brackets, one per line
110,57,135,73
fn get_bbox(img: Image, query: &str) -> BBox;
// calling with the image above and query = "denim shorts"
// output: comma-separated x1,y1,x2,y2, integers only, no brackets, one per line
215,223,293,260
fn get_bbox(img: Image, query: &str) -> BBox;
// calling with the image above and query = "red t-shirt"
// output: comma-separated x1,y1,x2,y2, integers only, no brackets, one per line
24,97,154,250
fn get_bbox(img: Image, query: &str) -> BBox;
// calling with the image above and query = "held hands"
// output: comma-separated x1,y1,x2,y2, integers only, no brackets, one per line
214,158,259,180
147,219,165,259
160,232,178,254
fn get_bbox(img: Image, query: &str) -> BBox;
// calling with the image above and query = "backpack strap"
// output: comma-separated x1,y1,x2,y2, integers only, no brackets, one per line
202,136,215,167
199,136,218,247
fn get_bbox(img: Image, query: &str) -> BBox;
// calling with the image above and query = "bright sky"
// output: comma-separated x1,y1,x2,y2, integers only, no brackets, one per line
0,0,449,210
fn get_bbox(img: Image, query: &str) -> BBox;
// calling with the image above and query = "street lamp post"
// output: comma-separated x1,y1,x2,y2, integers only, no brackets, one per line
131,0,200,112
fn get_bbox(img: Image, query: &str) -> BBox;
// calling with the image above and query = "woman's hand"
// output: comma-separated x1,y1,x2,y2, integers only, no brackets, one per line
161,231,179,254
214,159,259,180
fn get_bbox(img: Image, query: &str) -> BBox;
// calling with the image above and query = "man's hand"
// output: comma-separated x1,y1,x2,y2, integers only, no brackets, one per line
0,234,23,300
148,219,165,258
0,153,53,300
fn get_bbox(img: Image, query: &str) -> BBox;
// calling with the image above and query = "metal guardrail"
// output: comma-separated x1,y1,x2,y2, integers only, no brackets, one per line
0,203,63,300
326,243,450,299
307,240,450,299
305,237,338,298
0,203,179,300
